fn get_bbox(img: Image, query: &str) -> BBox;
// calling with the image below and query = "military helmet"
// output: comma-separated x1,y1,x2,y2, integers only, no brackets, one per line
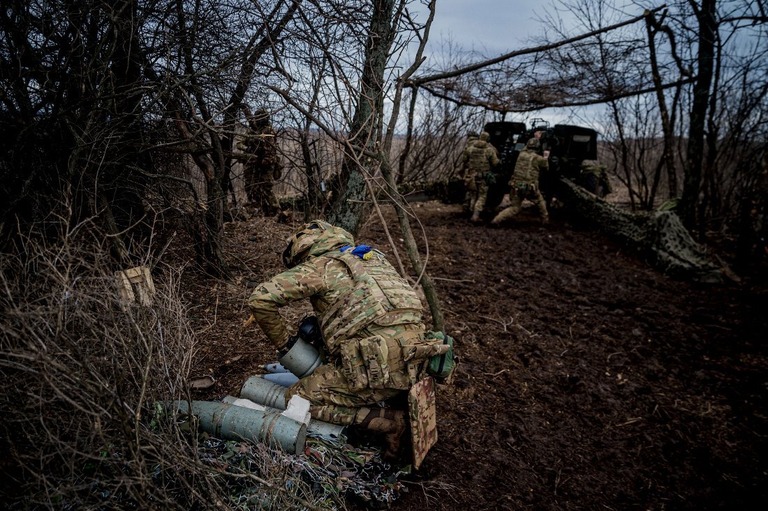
282,220,355,268
525,138,540,150
479,131,491,141
248,109,271,130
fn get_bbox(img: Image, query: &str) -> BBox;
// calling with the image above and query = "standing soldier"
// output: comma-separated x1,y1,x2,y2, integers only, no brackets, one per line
491,137,550,225
460,131,500,223
458,132,479,216
236,109,282,216
248,220,448,462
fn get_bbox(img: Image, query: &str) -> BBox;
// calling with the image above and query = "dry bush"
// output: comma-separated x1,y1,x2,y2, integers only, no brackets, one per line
0,220,332,510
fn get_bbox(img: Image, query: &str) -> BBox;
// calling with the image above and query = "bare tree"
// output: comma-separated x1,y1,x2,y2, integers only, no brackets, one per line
150,0,302,274
601,95,669,210
323,0,401,234
0,0,303,275
680,0,718,233
645,0,768,241
267,0,447,327
0,0,152,261
645,7,689,199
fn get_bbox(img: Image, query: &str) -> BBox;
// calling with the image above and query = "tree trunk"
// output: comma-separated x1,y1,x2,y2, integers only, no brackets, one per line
645,10,679,199
681,0,717,232
203,177,228,276
327,0,398,236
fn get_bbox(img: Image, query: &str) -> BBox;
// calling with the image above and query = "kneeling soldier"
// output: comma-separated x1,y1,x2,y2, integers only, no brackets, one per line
248,220,446,461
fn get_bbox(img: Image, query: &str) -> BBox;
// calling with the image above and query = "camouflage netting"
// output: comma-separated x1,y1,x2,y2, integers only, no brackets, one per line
195,433,408,509
556,178,724,283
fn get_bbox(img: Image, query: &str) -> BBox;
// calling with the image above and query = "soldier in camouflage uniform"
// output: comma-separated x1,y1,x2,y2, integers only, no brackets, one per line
458,132,479,215
459,131,500,223
248,220,445,458
236,109,282,216
491,137,550,225
579,160,612,198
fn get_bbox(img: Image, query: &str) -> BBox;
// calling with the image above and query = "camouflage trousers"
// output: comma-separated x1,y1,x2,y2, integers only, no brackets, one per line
244,171,280,216
492,181,548,224
285,324,427,426
285,364,403,425
469,177,489,215
462,175,476,213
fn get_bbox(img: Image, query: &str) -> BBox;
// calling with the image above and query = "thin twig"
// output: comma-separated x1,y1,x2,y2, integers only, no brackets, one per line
432,277,475,283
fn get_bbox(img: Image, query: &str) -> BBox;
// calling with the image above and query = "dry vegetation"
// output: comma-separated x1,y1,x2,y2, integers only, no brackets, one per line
0,218,370,510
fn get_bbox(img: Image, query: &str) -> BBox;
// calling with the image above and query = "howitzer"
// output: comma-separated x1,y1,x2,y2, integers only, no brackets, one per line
483,121,527,212
533,123,602,201
482,120,604,213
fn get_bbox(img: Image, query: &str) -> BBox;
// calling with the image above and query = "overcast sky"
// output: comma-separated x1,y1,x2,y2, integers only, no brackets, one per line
413,0,635,129
413,0,596,127
423,0,555,56
421,0,653,54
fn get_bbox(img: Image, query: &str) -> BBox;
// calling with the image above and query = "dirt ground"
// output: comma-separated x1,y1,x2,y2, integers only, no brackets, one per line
185,200,768,511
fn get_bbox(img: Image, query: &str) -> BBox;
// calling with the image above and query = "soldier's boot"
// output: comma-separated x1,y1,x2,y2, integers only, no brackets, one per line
462,198,471,216
491,204,521,225
355,407,407,459
470,211,481,223
537,202,550,225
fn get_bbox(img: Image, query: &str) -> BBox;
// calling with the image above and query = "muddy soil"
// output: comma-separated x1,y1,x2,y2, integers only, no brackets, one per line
186,200,768,511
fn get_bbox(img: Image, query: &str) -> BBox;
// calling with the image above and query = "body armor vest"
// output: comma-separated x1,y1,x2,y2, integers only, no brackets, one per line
512,149,542,184
319,250,423,353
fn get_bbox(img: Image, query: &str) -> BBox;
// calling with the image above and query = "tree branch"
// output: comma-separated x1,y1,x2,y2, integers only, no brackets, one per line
408,5,666,87
417,76,695,113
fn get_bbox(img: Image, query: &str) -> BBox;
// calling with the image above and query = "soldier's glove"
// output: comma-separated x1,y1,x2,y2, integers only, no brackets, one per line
484,172,497,185
277,334,300,358
297,316,324,349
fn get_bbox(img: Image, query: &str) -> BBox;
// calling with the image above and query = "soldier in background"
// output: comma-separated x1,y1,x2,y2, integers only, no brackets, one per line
579,160,612,198
491,137,550,225
458,132,479,215
459,131,500,223
248,220,446,459
236,109,282,216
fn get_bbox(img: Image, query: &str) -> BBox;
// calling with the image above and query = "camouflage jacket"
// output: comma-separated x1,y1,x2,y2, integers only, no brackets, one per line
248,248,425,353
236,125,280,176
460,140,499,179
511,148,548,185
